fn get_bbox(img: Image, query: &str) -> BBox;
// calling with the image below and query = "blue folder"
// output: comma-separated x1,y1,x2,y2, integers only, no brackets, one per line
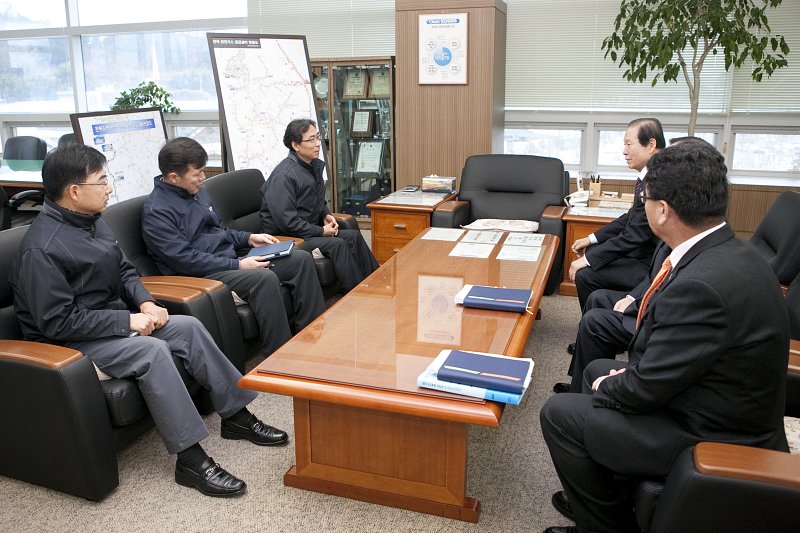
436,350,532,394
244,240,294,260
462,285,532,313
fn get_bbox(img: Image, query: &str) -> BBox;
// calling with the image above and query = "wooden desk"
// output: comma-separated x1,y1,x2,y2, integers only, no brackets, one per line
367,192,457,264
240,231,557,521
559,207,628,296
1,159,44,195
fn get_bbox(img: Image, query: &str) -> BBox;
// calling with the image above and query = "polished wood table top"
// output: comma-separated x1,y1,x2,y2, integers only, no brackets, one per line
241,230,557,427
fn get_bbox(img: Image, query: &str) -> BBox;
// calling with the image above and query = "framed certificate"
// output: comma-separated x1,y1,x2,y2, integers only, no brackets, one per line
350,110,374,138
369,69,391,98
342,69,368,99
355,141,383,174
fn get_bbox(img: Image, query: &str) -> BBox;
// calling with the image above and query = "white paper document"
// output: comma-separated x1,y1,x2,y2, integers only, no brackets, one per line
496,244,541,262
461,230,502,244
448,242,495,259
421,228,465,241
504,232,545,247
462,218,539,232
373,191,449,206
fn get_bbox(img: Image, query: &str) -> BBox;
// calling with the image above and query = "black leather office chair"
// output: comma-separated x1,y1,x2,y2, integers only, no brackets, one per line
203,168,361,300
0,186,43,230
3,135,47,166
431,154,568,294
104,195,249,371
57,132,79,148
0,225,210,501
749,191,800,285
1,136,47,229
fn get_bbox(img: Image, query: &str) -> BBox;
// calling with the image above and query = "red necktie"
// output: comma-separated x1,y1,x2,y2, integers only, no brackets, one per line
636,257,672,329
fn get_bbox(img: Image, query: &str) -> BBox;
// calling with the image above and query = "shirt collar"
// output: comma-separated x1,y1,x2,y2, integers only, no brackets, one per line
668,221,727,268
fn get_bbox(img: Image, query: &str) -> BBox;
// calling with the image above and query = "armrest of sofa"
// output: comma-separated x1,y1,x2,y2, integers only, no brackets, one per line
542,205,567,220
0,339,82,368
9,189,45,208
141,275,225,294
694,441,800,490
789,339,800,374
431,200,470,228
141,282,208,304
0,339,119,500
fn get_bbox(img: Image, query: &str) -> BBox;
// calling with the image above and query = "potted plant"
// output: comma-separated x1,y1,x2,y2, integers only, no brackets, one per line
110,81,181,114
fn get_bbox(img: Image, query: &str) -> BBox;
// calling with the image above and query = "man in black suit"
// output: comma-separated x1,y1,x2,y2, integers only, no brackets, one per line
540,141,789,533
569,118,664,311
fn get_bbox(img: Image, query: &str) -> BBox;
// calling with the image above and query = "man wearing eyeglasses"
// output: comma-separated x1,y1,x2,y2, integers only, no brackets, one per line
260,119,378,293
141,138,325,358
10,144,288,498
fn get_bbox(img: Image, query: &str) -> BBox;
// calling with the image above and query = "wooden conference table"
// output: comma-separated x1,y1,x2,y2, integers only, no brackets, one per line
240,229,558,522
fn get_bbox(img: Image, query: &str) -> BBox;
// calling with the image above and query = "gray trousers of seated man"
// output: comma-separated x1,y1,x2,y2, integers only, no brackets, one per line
67,315,257,454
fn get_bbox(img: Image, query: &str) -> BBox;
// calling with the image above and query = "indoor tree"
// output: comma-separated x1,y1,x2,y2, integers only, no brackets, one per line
601,0,789,135
110,81,181,114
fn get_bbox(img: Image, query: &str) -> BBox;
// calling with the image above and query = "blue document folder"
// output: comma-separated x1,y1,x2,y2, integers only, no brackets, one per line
462,285,532,313
244,240,294,260
436,349,533,394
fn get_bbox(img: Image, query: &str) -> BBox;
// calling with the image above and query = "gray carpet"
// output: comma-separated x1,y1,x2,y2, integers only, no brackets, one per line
0,293,582,533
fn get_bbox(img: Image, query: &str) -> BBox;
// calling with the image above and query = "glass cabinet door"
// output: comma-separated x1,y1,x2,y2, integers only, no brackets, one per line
311,64,333,205
310,57,394,223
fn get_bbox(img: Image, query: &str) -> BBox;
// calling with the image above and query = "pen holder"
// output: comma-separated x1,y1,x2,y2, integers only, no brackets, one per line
589,182,602,199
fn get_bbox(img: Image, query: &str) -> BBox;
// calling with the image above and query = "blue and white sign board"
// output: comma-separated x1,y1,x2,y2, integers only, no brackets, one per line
70,107,167,205
419,13,468,84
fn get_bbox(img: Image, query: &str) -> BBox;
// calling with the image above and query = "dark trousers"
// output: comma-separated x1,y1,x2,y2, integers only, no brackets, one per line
208,249,325,356
575,257,649,310
540,368,696,533
68,315,257,454
303,229,379,292
567,290,634,393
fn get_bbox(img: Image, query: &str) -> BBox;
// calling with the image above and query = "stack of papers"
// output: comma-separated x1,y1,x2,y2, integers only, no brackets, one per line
496,232,543,262
462,219,539,232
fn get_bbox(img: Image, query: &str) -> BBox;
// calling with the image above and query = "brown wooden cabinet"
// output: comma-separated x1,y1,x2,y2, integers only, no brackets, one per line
367,193,456,264
559,209,619,296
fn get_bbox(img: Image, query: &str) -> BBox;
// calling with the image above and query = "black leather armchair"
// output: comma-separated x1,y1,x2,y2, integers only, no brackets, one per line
430,154,568,294
1,136,48,229
104,195,249,371
0,226,206,500
203,168,362,300
749,191,800,285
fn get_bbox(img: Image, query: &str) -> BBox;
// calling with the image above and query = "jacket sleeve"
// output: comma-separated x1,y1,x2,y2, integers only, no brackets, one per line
593,277,729,413
15,248,131,341
119,251,155,308
142,204,240,276
585,202,652,269
264,171,325,239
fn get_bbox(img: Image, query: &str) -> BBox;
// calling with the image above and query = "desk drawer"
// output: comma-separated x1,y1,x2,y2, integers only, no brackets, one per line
374,237,412,263
373,211,428,238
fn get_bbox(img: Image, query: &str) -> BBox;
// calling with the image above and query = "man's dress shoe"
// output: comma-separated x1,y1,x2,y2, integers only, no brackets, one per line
221,414,289,446
552,382,571,394
567,343,576,355
543,527,577,533
175,457,246,497
552,490,575,521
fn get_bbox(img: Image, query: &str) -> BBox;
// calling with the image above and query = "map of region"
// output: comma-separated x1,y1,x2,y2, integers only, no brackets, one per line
209,35,325,181
73,109,167,205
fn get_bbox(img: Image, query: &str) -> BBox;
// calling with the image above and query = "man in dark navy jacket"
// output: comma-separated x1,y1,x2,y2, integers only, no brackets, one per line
541,141,789,533
141,138,325,357
11,144,289,498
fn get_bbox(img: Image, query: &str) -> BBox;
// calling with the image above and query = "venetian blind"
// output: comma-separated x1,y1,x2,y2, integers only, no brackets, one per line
247,0,395,58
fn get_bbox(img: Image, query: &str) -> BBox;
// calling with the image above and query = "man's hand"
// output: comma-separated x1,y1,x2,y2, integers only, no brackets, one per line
324,214,339,231
239,256,271,270
130,312,156,336
569,256,589,282
613,295,636,313
592,367,626,392
140,301,169,329
322,221,338,237
571,237,591,255
249,233,279,246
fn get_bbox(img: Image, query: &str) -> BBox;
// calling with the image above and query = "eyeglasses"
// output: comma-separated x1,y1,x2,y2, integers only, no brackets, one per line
75,180,109,187
300,134,322,144
639,189,655,203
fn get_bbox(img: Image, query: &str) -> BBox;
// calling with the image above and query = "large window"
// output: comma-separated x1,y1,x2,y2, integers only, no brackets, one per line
75,0,245,26
597,129,717,168
504,126,582,166
732,132,800,173
0,1,65,30
0,37,72,112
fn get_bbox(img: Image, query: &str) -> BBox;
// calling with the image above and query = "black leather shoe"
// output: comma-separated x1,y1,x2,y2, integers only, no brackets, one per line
552,382,571,394
552,490,575,521
567,343,576,355
221,414,289,446
544,527,577,533
175,457,246,497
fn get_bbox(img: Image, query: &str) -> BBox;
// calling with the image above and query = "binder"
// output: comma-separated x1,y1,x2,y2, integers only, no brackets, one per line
244,240,294,260
436,349,533,394
454,285,532,313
